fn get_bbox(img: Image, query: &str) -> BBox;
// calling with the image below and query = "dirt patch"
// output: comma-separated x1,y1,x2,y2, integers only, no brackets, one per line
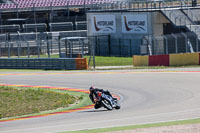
106,123,200,133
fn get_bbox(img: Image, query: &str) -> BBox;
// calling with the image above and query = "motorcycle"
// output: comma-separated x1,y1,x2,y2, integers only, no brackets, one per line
95,91,120,110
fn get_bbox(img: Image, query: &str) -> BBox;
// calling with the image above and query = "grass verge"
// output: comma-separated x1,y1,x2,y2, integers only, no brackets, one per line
0,86,91,120
61,118,200,133
86,56,133,66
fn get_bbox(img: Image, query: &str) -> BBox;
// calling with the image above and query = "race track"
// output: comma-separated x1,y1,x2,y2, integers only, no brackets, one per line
0,68,200,133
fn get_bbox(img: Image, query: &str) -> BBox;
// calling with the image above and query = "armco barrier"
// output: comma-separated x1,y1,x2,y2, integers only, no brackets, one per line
133,55,148,66
149,55,169,66
170,53,199,66
0,58,88,70
133,53,200,66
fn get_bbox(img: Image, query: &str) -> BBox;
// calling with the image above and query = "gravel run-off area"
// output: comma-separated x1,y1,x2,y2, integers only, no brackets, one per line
106,123,200,133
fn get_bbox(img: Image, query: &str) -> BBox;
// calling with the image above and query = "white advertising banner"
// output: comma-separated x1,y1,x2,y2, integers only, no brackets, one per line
91,15,116,34
122,14,148,34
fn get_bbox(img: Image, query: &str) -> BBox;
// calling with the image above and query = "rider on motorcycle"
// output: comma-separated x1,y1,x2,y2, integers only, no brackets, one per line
89,86,116,109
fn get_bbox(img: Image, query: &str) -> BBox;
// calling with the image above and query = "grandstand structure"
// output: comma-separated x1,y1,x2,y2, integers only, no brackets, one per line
0,0,113,10
87,0,200,56
0,0,199,69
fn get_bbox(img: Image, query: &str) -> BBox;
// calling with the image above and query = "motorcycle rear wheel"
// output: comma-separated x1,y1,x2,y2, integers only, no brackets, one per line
102,99,113,110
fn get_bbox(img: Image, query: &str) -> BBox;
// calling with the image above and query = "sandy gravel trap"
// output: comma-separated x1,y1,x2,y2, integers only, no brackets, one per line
106,123,200,133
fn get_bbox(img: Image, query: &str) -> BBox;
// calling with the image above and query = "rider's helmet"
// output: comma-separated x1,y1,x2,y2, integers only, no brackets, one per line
89,86,95,93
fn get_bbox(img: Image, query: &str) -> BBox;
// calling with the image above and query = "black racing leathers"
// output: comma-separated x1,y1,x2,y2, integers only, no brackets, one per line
89,88,113,109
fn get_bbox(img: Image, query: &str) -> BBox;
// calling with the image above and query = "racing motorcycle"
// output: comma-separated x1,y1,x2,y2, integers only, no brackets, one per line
95,91,120,110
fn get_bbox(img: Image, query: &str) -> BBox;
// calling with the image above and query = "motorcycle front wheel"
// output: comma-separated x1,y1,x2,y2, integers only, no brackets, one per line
114,100,120,110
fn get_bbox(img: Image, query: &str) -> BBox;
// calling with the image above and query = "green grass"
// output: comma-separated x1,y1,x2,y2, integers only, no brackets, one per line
86,56,133,66
0,86,91,119
61,118,200,133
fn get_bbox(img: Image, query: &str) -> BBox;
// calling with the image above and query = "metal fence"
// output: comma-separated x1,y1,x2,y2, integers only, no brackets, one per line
94,36,142,57
0,30,89,58
0,25,20,33
89,32,200,57
0,0,199,13
91,0,200,11
0,31,199,59
49,22,74,32
143,32,200,55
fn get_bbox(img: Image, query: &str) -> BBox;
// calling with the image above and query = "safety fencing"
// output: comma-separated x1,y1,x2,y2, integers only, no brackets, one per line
94,32,200,57
91,0,200,11
142,32,200,56
0,58,88,70
133,52,200,66
0,32,199,58
0,31,90,70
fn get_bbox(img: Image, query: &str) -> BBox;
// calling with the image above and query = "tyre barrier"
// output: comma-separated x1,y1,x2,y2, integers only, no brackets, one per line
133,53,200,66
0,58,88,70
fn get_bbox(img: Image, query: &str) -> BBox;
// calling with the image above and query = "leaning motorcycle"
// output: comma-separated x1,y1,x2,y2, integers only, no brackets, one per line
96,91,120,110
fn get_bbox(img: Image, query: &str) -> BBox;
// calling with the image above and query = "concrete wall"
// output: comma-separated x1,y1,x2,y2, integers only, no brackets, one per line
151,12,170,55
152,12,169,36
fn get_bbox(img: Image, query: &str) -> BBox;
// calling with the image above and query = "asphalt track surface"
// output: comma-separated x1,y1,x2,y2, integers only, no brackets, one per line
1,68,200,133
